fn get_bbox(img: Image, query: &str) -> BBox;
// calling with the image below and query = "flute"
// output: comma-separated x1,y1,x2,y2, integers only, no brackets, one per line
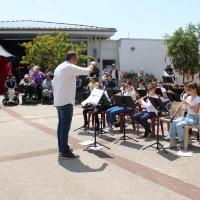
134,94,150,104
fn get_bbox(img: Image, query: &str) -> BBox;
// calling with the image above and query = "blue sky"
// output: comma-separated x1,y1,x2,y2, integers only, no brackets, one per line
0,0,200,39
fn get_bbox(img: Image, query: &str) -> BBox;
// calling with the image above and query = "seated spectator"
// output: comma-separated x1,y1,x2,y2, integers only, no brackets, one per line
19,74,36,97
42,72,53,99
90,61,100,81
103,81,136,132
137,68,145,82
87,77,99,92
103,75,117,89
102,72,109,82
4,74,18,99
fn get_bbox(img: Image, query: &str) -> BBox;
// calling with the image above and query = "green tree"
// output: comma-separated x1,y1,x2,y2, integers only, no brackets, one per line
165,24,200,81
20,31,91,71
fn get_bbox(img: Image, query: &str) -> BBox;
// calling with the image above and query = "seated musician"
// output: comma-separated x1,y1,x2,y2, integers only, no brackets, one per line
163,65,176,83
157,80,170,105
133,82,160,137
103,81,136,133
82,85,110,132
86,76,99,92
168,82,200,148
119,80,127,93
136,81,147,98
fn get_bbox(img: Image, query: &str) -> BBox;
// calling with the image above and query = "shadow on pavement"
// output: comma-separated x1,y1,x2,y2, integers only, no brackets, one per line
58,158,108,173
119,141,143,150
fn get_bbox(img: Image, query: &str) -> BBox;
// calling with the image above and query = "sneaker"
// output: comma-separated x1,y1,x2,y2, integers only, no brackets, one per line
177,142,184,149
103,127,113,133
60,151,79,160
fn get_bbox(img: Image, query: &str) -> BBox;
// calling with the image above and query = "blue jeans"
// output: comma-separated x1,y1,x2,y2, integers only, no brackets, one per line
133,111,156,134
56,104,73,155
106,106,132,125
169,114,199,141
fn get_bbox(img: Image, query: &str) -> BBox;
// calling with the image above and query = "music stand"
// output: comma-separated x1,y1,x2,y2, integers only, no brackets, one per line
155,88,163,97
166,92,181,102
83,91,110,151
83,108,110,151
143,97,168,153
114,95,138,143
136,89,147,98
162,76,174,84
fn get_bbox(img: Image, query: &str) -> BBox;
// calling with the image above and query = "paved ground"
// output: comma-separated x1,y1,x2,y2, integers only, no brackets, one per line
0,96,200,200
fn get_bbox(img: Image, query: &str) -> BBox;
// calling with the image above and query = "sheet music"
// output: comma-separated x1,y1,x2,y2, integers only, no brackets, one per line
163,71,170,77
81,88,104,107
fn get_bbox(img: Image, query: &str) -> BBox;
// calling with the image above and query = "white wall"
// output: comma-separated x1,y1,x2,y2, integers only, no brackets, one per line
118,38,168,78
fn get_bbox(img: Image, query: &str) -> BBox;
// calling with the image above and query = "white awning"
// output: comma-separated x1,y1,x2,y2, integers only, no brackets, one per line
0,45,14,57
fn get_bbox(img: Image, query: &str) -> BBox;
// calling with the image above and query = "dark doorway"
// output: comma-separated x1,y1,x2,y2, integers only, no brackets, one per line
0,40,31,83
102,59,116,69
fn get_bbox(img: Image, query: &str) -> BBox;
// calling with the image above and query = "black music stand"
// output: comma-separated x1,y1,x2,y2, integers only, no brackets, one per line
83,108,110,151
162,76,174,84
166,92,181,102
98,94,114,136
114,95,138,144
136,89,147,98
143,97,168,153
155,88,163,97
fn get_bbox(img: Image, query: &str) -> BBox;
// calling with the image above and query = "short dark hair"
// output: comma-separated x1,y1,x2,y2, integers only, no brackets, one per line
139,81,145,86
66,51,77,61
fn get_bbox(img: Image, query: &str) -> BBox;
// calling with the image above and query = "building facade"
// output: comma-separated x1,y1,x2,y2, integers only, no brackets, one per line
0,20,169,79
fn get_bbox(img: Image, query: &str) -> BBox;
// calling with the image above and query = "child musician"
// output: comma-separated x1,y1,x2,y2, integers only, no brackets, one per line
168,82,200,148
133,82,160,137
103,81,136,133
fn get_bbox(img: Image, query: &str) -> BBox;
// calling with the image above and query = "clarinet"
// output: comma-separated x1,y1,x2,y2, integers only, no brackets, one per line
170,94,189,122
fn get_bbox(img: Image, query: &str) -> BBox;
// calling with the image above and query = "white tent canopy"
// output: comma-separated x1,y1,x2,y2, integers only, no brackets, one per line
0,45,14,57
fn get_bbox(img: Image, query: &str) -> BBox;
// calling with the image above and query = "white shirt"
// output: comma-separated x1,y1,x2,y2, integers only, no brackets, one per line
187,96,200,116
52,61,90,106
124,90,136,101
111,69,116,79
141,94,159,115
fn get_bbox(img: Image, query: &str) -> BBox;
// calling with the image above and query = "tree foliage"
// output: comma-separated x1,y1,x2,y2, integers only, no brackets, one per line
165,24,200,76
20,31,91,71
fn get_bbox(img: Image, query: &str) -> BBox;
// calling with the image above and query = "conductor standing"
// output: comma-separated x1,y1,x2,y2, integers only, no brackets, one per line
53,51,93,159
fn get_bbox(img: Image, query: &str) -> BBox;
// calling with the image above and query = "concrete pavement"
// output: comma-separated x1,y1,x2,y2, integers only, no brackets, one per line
0,97,200,200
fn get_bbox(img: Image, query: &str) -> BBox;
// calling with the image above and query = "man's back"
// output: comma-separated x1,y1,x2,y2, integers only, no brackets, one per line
53,61,89,106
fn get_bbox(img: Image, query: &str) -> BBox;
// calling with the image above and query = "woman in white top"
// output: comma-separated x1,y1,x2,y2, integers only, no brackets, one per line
169,82,200,148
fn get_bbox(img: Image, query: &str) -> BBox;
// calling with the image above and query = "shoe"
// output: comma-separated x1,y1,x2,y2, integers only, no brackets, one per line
146,131,153,138
58,148,73,156
177,142,184,149
103,127,113,133
165,138,177,149
60,151,79,160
